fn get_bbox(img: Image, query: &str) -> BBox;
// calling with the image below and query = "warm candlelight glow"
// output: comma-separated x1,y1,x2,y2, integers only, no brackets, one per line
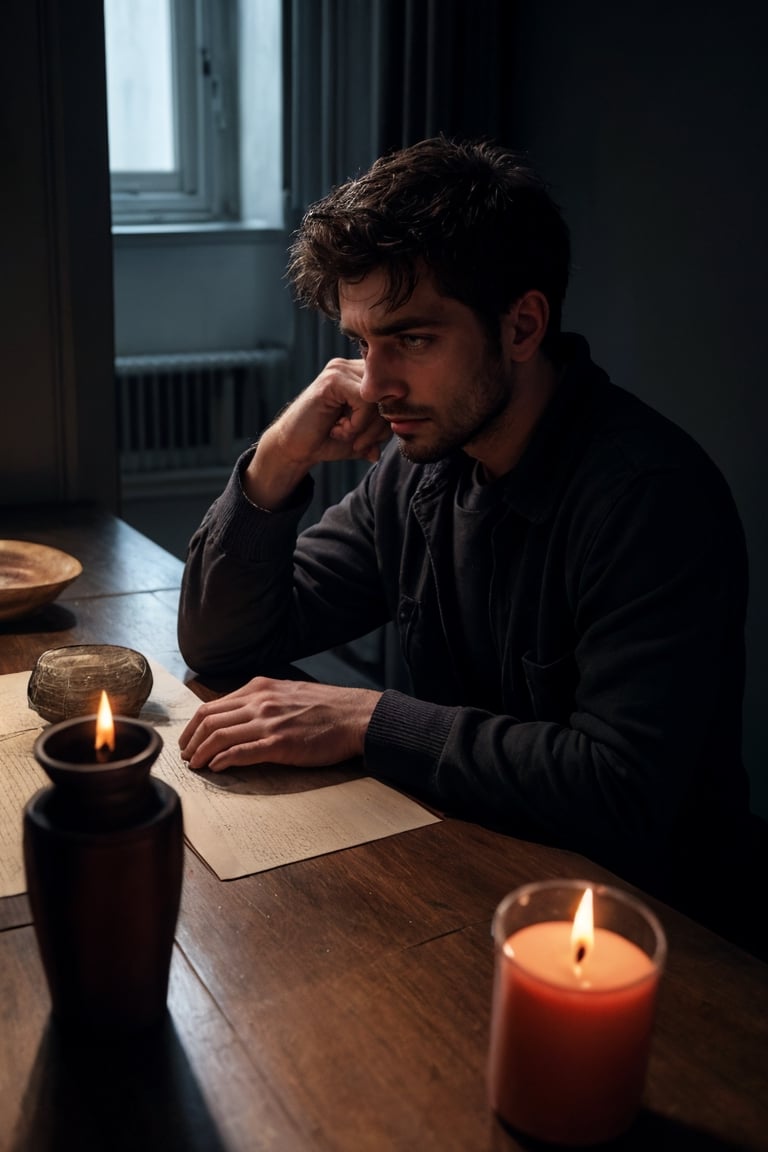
571,887,594,968
95,690,115,761
490,882,664,1144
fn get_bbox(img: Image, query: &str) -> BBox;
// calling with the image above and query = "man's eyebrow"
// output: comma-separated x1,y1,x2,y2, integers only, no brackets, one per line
339,315,449,339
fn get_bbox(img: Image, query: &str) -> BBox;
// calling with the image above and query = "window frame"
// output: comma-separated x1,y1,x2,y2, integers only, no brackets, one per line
108,0,239,226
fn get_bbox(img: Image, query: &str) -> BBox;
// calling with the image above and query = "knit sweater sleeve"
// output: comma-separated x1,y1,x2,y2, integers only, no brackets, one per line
364,465,749,901
178,449,392,677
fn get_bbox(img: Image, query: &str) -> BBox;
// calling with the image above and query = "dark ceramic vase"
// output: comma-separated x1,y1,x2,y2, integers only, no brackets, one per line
23,715,183,1034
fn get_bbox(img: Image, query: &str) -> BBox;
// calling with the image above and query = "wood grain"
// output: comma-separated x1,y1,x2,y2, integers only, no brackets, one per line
0,929,304,1152
0,590,191,683
174,831,768,1151
0,505,766,1152
0,503,184,598
0,540,82,621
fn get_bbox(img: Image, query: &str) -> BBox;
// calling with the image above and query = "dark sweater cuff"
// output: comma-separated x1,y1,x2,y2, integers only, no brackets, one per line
364,690,458,790
212,449,314,562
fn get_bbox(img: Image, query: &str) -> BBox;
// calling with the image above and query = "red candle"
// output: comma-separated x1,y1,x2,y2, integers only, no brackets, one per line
488,882,665,1146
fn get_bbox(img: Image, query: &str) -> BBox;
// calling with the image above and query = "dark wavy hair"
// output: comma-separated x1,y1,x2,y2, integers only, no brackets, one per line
287,136,571,354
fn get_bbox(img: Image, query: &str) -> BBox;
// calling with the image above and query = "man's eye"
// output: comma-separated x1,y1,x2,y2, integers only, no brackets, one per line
351,338,368,357
401,334,429,349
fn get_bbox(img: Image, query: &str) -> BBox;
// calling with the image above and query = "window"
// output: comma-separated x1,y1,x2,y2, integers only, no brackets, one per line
105,0,282,228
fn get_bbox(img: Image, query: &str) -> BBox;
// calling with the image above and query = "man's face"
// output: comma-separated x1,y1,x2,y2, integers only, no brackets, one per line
338,269,515,468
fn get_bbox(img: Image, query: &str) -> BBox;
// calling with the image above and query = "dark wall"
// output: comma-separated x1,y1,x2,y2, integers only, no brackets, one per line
512,0,768,815
1,1,116,507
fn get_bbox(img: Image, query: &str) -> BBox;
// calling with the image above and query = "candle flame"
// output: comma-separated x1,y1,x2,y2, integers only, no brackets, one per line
95,690,115,758
571,887,594,969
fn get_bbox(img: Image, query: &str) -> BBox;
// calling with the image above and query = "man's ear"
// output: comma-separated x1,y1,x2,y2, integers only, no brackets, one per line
500,290,550,362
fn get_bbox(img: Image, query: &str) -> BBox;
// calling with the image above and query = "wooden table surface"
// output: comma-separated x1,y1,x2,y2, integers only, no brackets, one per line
1,504,766,1152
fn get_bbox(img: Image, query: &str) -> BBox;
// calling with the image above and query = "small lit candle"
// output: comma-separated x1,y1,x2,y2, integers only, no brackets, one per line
27,691,182,1035
94,690,116,762
571,885,592,972
488,881,665,1146
32,696,164,827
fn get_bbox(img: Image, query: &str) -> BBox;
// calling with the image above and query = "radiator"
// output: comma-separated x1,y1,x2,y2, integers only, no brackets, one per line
116,347,290,495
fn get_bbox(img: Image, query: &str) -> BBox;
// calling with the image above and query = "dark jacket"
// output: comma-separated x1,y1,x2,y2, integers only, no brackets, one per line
179,336,752,931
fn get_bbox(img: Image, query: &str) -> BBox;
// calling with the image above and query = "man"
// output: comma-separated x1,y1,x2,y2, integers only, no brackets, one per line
178,137,752,944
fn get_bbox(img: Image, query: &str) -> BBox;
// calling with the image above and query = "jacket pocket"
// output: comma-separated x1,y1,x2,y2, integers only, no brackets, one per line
521,650,578,723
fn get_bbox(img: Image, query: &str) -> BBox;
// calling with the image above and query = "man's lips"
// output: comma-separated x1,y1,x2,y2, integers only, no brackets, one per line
383,415,429,435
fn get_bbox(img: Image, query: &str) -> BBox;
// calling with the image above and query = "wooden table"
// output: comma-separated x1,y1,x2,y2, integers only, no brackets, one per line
1,505,766,1152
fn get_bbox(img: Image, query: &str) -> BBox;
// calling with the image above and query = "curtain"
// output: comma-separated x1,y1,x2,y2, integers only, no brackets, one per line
282,0,517,684
377,0,517,150
284,0,518,514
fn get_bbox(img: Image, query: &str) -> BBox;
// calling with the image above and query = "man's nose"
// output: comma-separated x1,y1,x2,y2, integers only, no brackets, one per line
359,347,406,405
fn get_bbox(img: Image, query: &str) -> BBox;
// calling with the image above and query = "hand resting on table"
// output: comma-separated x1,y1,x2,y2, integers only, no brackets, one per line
178,677,382,772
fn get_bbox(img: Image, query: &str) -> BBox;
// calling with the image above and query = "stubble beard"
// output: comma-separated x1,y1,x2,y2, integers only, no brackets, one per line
394,353,513,465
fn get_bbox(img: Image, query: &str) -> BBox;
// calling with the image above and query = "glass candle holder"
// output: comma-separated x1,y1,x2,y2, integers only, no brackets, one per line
488,879,666,1146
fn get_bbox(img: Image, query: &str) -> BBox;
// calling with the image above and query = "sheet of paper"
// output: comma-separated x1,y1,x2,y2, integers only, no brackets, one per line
0,730,50,896
0,662,439,897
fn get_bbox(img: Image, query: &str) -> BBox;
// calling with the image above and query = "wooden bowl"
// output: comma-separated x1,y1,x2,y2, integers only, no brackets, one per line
0,540,82,621
28,644,154,723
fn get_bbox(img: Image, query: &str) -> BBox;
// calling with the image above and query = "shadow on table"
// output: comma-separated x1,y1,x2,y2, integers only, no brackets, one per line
491,1108,754,1150
0,603,77,635
194,757,367,797
190,658,324,701
10,1014,228,1152
623,1111,754,1150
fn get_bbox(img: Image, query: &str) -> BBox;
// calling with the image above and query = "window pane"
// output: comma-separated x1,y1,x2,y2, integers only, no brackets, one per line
105,0,176,173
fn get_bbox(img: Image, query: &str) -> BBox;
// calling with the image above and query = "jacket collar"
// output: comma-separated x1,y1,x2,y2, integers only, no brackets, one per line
415,334,608,524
